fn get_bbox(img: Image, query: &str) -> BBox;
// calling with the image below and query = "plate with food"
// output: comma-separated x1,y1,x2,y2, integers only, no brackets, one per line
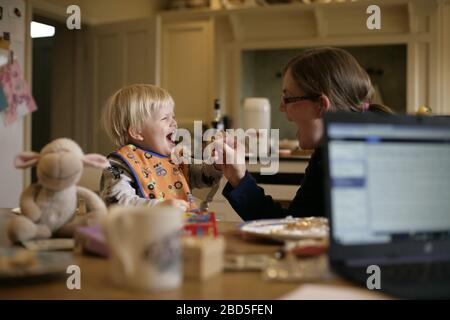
239,216,329,242
0,248,74,282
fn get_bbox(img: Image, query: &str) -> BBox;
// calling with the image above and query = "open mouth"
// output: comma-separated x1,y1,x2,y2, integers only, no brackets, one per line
166,130,177,146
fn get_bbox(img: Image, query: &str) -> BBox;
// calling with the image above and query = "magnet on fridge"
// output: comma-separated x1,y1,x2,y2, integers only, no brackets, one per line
14,8,21,18
9,6,22,19
0,87,8,112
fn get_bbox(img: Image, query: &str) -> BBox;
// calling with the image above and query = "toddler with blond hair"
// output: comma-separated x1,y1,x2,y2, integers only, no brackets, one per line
100,84,222,212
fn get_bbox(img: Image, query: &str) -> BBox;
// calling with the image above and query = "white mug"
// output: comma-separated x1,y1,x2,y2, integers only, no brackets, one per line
104,205,183,292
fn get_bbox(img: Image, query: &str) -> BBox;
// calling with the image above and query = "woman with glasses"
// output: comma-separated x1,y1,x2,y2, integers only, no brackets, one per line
218,47,394,220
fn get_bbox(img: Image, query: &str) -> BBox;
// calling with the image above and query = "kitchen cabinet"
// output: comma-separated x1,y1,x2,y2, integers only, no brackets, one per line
87,18,157,155
159,19,215,131
158,0,450,126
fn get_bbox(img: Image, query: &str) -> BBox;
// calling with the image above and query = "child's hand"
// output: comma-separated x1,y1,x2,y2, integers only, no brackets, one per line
159,199,189,212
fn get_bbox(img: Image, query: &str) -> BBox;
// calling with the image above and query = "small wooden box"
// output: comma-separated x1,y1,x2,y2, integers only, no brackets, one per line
182,235,225,281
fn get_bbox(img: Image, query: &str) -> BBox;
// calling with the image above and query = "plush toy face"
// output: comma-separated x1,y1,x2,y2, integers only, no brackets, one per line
15,138,109,191
37,149,83,190
37,139,84,190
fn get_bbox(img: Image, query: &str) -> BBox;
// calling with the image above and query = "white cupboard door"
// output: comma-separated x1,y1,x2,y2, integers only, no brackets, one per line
161,20,214,132
88,18,157,156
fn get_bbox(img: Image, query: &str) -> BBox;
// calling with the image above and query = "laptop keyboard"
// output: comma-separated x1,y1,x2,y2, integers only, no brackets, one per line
336,261,450,298
380,262,450,284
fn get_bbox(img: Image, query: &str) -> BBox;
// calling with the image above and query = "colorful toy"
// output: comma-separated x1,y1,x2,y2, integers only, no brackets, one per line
183,212,218,238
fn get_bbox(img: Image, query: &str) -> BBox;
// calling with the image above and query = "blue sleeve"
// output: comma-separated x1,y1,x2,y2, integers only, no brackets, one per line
222,171,289,221
222,151,325,220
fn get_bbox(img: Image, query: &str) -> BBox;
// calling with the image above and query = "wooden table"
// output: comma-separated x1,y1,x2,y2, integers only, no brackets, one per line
0,208,388,299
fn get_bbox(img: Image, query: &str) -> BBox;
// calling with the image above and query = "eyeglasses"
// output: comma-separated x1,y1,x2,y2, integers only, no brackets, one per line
281,94,321,105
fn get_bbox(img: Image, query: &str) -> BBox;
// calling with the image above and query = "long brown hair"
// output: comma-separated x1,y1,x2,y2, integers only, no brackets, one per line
284,47,394,115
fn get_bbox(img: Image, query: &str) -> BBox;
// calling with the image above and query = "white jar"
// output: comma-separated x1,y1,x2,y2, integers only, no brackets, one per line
243,97,271,131
243,98,271,157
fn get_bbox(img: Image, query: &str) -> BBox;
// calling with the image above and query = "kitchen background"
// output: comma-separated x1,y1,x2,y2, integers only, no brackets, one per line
28,0,450,156
242,45,407,139
1,0,450,212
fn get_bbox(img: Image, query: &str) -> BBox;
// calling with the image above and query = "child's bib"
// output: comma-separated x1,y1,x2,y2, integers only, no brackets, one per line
110,144,197,209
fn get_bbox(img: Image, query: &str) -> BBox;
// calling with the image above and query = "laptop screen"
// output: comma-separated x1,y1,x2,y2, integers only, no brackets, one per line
327,122,450,245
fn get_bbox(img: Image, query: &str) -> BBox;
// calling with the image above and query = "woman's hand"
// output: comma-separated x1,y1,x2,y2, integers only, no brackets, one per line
212,134,246,188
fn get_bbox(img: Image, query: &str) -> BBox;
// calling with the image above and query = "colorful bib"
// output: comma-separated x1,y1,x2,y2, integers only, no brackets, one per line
110,144,197,210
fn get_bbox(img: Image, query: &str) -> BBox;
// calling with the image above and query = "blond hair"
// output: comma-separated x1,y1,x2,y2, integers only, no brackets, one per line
102,84,174,147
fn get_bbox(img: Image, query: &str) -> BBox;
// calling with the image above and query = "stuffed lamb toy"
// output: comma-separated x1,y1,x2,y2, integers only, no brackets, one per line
7,138,109,243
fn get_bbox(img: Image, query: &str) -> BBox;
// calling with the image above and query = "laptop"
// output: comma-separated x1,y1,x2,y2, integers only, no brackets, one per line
323,113,450,299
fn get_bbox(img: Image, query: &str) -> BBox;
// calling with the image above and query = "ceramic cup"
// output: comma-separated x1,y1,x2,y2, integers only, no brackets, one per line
104,205,183,292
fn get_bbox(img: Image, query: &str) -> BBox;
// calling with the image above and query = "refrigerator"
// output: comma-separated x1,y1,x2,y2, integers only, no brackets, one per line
0,0,27,207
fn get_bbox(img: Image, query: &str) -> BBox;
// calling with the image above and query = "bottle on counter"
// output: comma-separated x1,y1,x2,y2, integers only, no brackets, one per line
211,98,224,131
